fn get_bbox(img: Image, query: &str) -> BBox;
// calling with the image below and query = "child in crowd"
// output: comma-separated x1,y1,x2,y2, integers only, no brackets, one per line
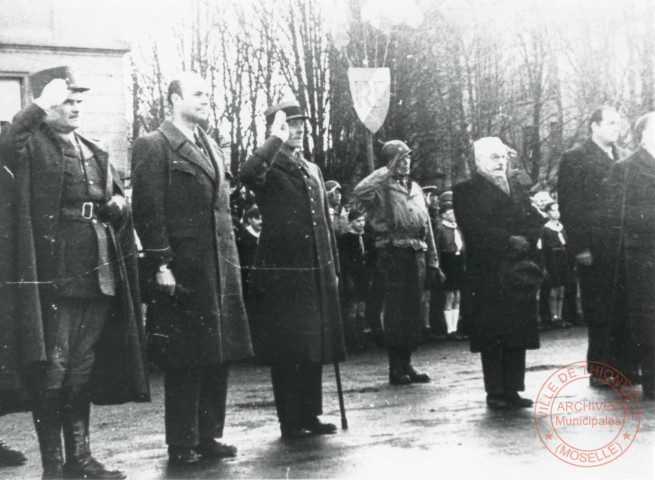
236,207,262,302
539,202,572,328
531,190,556,329
337,209,369,351
435,201,466,340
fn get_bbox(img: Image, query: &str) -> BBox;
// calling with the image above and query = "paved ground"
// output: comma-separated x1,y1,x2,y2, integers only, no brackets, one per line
1,326,653,480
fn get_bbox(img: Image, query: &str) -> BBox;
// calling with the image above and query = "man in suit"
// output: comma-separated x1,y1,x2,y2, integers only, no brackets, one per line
240,100,345,439
0,68,149,479
453,137,543,409
132,73,252,466
558,107,625,386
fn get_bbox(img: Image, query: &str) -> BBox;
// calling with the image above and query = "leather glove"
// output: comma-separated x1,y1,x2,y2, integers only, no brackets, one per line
96,195,126,224
270,111,289,142
33,79,70,111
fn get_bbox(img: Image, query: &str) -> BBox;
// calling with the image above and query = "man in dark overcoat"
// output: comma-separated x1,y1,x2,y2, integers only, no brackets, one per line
354,140,440,386
0,117,28,469
557,106,627,385
132,73,252,466
0,68,149,479
239,101,346,439
606,112,655,400
453,137,543,409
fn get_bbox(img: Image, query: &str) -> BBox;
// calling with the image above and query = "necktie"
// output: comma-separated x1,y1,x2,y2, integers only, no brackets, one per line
194,133,206,156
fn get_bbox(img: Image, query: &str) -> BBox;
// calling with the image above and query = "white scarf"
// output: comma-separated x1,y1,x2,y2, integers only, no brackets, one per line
545,220,565,244
246,225,260,239
442,220,463,253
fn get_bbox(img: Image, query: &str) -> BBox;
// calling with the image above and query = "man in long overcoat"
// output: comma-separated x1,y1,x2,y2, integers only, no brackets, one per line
353,140,440,386
557,107,627,385
606,112,655,400
132,73,252,465
0,69,149,479
0,112,28,470
453,137,543,409
239,101,346,439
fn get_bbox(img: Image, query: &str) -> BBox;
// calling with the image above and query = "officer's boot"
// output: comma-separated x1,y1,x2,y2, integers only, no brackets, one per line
401,349,430,384
61,384,125,479
388,347,410,385
32,389,64,479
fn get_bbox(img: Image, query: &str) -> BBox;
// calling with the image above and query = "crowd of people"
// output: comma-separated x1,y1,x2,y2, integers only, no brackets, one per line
0,67,653,479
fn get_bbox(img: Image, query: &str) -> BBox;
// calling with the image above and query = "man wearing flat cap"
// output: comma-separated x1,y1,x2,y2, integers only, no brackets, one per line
132,72,252,465
453,137,543,409
354,140,441,386
240,99,346,439
0,67,149,478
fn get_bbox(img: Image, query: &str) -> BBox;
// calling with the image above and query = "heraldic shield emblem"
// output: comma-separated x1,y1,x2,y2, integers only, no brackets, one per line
348,68,390,134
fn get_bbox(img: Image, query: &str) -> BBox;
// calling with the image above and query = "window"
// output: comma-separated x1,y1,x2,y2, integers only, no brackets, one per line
0,77,24,124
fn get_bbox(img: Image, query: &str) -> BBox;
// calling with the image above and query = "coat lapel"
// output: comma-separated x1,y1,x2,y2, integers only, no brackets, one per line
159,121,217,183
275,149,306,180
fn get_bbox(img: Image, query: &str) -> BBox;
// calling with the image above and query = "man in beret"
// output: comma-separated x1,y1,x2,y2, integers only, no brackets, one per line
240,100,345,439
453,137,543,409
354,140,441,386
0,67,148,478
132,72,252,465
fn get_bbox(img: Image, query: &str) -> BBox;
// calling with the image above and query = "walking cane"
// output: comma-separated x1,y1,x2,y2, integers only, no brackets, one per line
334,362,348,429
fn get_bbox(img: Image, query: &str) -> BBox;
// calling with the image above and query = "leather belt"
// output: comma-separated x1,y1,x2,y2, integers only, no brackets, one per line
60,201,100,220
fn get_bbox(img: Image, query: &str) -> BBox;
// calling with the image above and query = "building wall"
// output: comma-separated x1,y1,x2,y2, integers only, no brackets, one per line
0,0,131,176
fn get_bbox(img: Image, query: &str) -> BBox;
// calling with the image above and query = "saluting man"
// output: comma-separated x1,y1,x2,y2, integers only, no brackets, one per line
240,100,346,439
0,67,148,479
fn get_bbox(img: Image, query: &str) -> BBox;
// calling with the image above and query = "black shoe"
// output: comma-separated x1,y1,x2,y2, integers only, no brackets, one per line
389,368,411,386
63,457,126,479
303,418,337,435
504,392,533,408
486,394,508,409
0,441,27,467
280,427,312,439
195,439,237,459
643,383,654,400
168,446,200,467
404,365,430,383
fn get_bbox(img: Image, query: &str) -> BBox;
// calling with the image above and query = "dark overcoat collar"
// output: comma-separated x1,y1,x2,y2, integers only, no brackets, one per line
274,144,312,178
582,138,619,165
158,120,218,183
